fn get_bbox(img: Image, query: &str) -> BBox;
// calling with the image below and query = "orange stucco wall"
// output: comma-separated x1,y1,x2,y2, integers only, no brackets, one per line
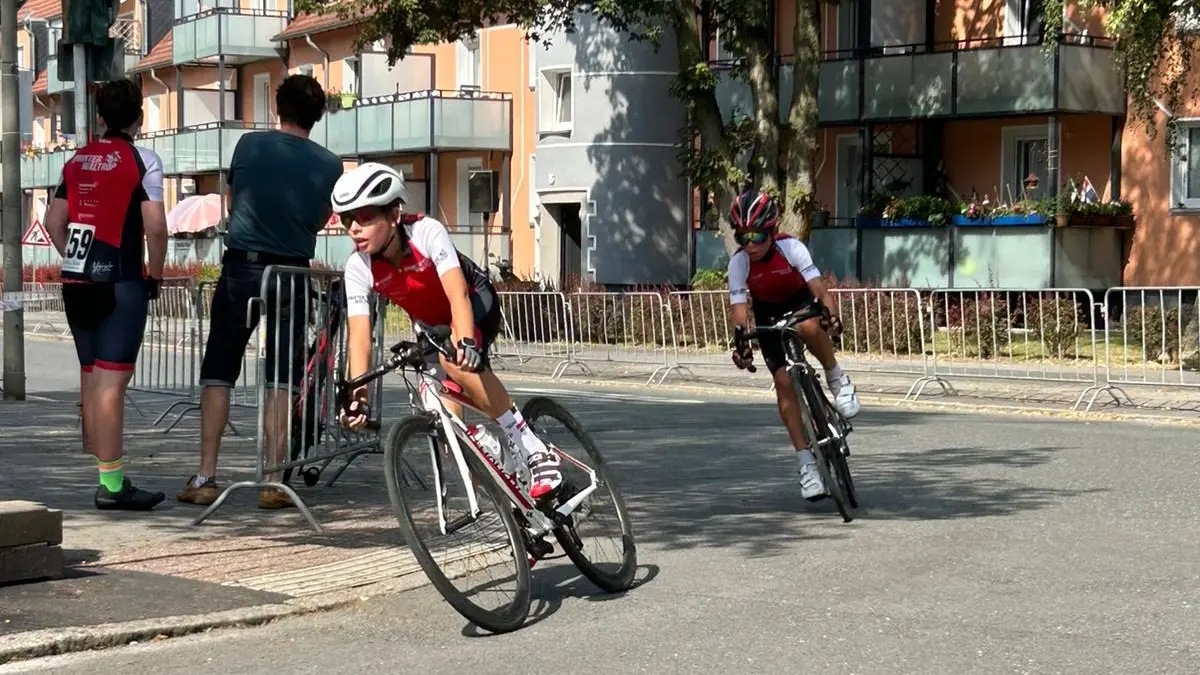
1121,41,1200,286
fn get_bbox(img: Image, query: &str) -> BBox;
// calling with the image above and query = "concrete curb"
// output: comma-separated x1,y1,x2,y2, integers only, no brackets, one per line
0,594,360,665
507,371,1200,428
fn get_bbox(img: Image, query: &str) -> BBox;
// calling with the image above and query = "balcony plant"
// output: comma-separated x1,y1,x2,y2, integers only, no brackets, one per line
856,194,955,227
325,89,357,112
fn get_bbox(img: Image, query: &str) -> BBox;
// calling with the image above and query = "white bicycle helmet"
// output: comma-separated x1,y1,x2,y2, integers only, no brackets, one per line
330,162,407,214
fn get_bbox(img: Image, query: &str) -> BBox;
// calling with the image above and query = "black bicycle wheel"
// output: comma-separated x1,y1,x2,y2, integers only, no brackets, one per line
793,371,854,522
818,396,858,510
384,414,532,633
521,396,638,593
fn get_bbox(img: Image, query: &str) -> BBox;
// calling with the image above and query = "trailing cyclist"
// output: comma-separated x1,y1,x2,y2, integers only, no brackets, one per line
332,163,564,500
727,188,861,501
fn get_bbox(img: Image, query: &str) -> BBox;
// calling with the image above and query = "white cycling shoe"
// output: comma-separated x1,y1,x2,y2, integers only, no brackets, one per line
797,455,827,502
828,374,860,419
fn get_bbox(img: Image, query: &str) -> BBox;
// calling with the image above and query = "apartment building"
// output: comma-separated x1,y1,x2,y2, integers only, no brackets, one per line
14,2,1199,289
16,0,536,277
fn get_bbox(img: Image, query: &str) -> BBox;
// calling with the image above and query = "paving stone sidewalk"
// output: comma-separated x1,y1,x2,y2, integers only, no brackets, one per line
0,393,429,661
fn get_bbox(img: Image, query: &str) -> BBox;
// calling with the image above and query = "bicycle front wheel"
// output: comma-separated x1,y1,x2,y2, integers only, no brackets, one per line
522,396,638,593
792,372,854,522
384,414,532,633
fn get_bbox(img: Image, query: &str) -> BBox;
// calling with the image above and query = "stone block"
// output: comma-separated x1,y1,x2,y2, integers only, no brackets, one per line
0,500,63,547
0,543,64,584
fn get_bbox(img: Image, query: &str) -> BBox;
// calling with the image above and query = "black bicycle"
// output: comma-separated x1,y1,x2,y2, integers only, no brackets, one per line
743,306,858,522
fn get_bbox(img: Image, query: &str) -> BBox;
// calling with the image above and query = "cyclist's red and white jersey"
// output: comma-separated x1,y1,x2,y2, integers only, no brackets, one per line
54,131,164,284
344,215,490,326
727,234,821,306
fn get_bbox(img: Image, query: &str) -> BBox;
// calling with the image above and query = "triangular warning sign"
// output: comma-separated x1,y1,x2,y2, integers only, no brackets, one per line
21,220,52,247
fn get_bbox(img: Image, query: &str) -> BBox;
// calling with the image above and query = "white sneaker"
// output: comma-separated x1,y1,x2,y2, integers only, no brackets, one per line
797,458,827,502
828,374,860,419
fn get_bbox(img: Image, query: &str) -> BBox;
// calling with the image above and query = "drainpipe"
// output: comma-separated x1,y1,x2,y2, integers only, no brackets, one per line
304,34,329,88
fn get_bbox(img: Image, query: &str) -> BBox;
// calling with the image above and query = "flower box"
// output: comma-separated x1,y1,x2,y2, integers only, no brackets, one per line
855,216,938,228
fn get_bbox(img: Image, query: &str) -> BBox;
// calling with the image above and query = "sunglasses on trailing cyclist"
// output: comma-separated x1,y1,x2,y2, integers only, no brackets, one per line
734,230,771,246
340,206,385,228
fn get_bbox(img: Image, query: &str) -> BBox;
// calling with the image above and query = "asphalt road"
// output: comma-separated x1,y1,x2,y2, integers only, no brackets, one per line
3,358,1200,674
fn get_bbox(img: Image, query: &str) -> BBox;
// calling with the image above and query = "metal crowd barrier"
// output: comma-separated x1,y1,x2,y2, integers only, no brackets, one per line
192,266,388,532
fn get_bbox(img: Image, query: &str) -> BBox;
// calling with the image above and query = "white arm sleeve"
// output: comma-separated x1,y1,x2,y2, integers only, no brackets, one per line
727,251,750,305
411,217,462,276
344,252,374,318
777,239,822,282
137,147,165,202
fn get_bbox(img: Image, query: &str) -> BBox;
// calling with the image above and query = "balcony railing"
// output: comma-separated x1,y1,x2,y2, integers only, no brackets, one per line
716,34,1124,124
45,55,72,94
140,121,271,175
172,6,288,65
309,89,512,154
19,149,73,190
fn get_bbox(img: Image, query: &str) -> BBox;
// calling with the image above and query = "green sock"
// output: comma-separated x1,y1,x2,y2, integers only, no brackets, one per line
98,457,125,492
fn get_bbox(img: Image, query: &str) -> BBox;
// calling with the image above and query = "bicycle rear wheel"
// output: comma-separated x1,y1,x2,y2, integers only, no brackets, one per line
792,371,854,522
521,396,638,593
384,414,532,633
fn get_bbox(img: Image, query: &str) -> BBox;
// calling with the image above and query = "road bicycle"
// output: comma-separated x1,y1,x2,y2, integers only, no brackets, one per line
743,305,859,522
282,278,363,487
338,322,638,633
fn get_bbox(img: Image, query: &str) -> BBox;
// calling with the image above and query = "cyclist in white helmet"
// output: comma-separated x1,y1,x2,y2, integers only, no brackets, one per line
333,162,563,500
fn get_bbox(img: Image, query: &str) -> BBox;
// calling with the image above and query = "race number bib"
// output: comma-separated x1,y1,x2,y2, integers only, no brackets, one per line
61,223,95,275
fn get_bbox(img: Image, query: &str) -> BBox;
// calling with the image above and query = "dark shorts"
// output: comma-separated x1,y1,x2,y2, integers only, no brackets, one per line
63,280,149,372
424,285,503,372
199,260,310,391
753,290,819,375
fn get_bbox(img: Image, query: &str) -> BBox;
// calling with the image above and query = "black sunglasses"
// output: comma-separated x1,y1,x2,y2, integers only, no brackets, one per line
734,230,771,246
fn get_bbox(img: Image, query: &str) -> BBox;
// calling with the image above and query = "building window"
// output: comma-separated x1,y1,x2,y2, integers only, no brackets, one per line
457,33,481,89
538,67,572,134
1171,121,1200,211
342,57,358,95
1001,125,1050,201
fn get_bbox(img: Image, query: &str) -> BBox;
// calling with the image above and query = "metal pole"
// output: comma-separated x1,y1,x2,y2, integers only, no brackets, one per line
73,44,88,139
2,0,27,400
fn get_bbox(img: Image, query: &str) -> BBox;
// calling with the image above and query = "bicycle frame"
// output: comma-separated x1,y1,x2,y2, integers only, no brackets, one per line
400,360,601,542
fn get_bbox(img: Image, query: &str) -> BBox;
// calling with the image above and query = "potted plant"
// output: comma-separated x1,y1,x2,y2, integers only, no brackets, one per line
1112,200,1135,229
325,90,342,113
887,195,956,227
339,90,357,109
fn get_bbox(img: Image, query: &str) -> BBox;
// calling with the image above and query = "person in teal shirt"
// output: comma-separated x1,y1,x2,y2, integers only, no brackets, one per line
180,73,343,510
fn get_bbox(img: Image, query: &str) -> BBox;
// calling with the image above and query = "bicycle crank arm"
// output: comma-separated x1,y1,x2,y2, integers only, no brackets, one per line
554,482,598,519
443,512,478,536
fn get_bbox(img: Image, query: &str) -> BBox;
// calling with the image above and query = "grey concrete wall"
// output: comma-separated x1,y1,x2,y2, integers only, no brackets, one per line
534,14,691,286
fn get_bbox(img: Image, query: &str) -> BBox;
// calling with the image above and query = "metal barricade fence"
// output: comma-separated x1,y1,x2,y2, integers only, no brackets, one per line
23,282,69,335
194,266,386,532
492,291,580,379
131,281,200,424
664,290,734,370
1089,286,1200,409
914,288,1110,407
829,287,931,392
566,291,677,384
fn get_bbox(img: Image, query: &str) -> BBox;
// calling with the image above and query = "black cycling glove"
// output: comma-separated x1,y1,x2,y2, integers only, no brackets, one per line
457,337,483,372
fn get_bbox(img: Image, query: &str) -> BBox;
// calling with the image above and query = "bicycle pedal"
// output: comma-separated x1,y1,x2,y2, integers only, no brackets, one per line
528,537,554,560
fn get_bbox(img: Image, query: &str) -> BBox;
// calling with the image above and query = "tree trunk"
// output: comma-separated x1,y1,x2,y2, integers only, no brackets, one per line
745,46,780,195
671,0,739,253
782,0,822,241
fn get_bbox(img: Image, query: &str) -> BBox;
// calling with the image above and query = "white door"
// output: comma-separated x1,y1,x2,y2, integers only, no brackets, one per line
457,157,485,228
253,73,271,126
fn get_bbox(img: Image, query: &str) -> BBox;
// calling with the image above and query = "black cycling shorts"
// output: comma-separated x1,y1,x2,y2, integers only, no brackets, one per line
753,290,819,376
426,285,503,371
63,280,149,372
199,260,309,392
